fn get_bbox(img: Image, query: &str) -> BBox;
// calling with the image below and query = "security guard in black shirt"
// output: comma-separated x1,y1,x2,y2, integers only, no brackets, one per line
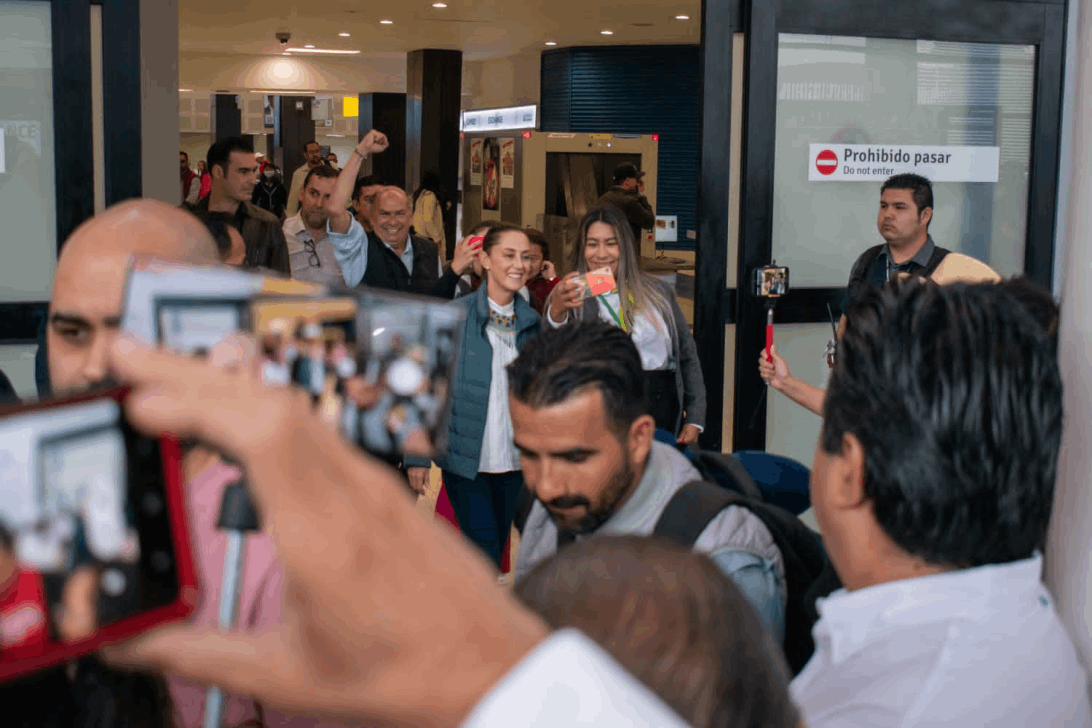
758,173,948,416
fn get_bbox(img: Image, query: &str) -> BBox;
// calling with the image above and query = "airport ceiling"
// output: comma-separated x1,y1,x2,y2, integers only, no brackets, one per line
179,0,702,61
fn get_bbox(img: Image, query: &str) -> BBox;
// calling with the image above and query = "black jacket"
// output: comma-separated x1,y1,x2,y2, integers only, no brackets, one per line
358,233,445,296
187,196,290,275
251,181,288,219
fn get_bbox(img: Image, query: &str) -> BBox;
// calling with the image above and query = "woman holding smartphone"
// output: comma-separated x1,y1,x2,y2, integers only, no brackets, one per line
406,223,539,568
548,205,706,445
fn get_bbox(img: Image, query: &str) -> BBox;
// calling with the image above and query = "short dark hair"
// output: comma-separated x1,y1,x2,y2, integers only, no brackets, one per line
515,536,800,728
524,227,549,260
508,319,649,437
480,221,527,254
302,164,339,191
179,151,188,161
0,519,12,552
880,173,933,218
206,136,254,176
997,275,1059,351
353,174,387,201
823,279,1062,568
304,140,321,152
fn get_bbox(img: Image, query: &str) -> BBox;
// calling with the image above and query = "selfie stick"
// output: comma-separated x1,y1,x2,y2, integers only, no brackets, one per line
203,473,261,728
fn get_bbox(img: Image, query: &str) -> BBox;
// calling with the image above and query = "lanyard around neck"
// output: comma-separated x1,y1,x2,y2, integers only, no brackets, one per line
598,292,627,333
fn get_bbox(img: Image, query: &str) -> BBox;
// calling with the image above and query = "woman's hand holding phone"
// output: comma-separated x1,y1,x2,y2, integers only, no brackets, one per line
547,273,585,324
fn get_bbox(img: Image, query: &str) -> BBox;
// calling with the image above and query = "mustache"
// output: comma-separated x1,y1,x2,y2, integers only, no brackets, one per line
546,495,591,510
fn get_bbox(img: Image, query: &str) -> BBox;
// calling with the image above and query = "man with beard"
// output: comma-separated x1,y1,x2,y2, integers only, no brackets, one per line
508,320,786,641
283,165,347,285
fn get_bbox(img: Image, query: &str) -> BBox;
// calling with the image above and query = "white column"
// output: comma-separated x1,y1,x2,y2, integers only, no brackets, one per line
1046,0,1092,688
140,0,179,203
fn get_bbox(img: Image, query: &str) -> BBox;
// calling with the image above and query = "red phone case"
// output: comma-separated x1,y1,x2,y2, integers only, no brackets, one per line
0,388,197,681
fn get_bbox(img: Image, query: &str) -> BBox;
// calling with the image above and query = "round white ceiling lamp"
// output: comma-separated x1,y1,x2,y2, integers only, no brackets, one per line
380,19,393,24
545,41,557,46
600,29,613,35
339,32,351,37
675,14,690,19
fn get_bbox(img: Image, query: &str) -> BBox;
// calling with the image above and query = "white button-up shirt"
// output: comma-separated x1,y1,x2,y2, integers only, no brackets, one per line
462,629,688,727
791,554,1092,727
283,214,351,286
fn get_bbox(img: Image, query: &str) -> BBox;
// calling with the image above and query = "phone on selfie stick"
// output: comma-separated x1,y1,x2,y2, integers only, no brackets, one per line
754,262,790,363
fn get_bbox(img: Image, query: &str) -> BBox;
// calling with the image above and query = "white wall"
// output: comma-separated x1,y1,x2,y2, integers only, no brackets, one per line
462,52,541,111
179,52,405,94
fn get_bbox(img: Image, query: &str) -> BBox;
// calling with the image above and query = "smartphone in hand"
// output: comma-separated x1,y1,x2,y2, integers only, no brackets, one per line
0,388,195,681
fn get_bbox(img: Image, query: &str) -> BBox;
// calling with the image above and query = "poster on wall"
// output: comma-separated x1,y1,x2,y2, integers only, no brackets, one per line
482,138,501,211
808,143,1000,182
470,138,483,186
263,95,275,129
500,138,515,189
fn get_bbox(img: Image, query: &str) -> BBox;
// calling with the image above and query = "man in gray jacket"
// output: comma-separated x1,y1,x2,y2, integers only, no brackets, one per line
508,320,785,642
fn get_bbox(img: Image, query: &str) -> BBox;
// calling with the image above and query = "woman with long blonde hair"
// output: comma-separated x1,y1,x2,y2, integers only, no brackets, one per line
547,205,706,444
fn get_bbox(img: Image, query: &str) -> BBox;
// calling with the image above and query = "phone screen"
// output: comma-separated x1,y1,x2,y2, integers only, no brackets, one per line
251,290,466,459
0,390,192,681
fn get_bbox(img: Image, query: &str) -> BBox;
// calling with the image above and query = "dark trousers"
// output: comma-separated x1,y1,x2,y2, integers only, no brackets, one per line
442,470,525,568
647,369,681,436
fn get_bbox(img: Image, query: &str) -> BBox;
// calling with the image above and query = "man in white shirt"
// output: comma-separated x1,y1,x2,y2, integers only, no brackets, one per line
792,278,1091,727
283,165,347,286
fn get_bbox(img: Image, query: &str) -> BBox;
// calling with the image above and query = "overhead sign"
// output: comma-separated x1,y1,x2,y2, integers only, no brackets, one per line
808,143,1000,182
460,105,537,132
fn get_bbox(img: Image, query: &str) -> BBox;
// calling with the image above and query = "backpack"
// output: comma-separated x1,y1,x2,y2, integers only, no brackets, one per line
654,477,829,676
845,242,950,312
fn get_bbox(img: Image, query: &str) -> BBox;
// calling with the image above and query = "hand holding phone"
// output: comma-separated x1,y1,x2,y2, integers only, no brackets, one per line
0,389,194,682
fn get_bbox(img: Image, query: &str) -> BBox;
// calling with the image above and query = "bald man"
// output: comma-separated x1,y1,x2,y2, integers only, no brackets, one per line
43,200,348,728
325,141,443,293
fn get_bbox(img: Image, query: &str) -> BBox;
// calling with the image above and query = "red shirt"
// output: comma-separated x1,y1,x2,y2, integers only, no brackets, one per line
527,275,560,314
0,568,49,660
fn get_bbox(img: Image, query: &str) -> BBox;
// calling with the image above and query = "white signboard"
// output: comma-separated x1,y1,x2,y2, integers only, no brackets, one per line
460,105,537,132
808,144,1000,182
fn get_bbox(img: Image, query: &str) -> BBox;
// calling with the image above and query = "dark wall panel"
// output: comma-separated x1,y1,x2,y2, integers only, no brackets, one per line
360,92,406,189
541,45,701,251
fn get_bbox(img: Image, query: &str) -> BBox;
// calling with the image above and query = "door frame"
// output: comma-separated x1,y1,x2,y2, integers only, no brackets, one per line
0,0,142,344
726,0,1067,451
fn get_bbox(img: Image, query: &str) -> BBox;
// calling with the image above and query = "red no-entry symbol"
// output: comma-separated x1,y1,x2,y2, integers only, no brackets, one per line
816,149,838,176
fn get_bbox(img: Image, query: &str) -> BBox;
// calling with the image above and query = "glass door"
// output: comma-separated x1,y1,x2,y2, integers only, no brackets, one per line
731,0,1066,456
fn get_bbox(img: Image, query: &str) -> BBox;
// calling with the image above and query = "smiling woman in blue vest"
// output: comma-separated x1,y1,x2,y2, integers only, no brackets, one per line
406,223,540,568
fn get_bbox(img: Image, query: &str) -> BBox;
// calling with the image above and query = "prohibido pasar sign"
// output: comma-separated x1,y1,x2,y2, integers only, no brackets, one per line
808,143,999,182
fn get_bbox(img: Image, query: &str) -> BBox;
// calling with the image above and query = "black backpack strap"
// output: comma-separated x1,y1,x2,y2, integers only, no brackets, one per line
844,244,885,312
653,480,739,548
513,485,535,534
922,244,951,277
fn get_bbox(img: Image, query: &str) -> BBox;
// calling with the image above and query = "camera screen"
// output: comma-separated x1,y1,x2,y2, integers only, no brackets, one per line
252,292,465,459
0,398,179,660
158,302,246,356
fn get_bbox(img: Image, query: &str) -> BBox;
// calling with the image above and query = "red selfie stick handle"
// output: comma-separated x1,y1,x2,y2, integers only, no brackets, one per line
766,308,774,363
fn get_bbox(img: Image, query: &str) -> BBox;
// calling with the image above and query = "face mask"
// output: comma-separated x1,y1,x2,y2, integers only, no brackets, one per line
263,170,275,179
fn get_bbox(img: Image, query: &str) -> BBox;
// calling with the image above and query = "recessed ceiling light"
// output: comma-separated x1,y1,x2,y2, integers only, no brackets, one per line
304,44,315,48
285,47,362,55
380,19,393,24
432,2,447,6
600,30,613,35
339,32,351,37
545,41,557,46
675,14,690,19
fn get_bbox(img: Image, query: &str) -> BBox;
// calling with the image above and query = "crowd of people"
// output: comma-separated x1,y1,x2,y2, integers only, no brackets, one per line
1,126,1089,728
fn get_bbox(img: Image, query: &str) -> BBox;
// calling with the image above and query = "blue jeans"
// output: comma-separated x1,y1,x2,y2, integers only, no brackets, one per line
442,470,525,569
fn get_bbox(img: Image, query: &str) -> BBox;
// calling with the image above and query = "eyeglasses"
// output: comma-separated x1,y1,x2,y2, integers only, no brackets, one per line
303,239,321,268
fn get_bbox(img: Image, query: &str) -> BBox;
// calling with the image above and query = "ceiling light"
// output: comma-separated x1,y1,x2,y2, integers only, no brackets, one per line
304,44,315,48
285,47,361,55
339,32,351,37
675,14,690,19
178,88,193,92
380,19,393,24
432,2,447,6
545,41,557,46
600,30,613,35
